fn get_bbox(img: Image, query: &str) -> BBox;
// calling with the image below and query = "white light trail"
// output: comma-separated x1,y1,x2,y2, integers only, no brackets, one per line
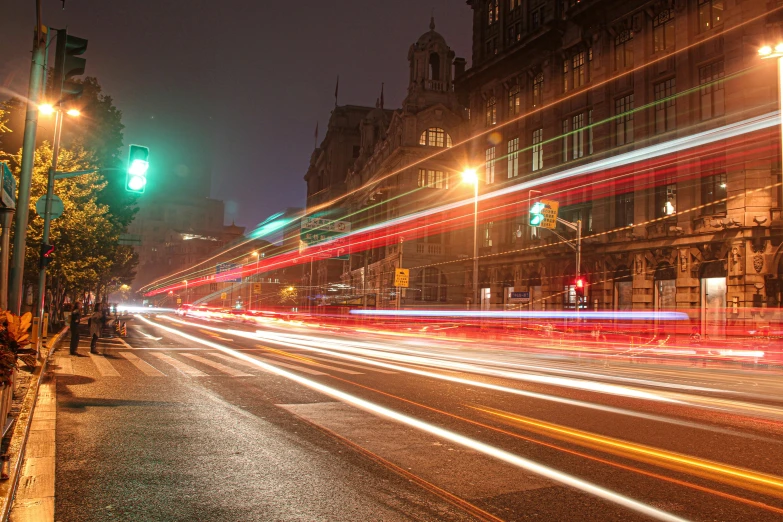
350,309,689,321
136,314,687,522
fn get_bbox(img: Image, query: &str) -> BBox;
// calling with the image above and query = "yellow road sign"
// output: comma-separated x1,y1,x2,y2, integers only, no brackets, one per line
220,292,227,300
253,283,262,294
541,199,559,229
177,298,182,304
394,268,410,288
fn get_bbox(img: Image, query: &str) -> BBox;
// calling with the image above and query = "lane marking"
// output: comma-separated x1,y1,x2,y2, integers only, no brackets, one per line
249,355,328,376
54,357,73,375
257,349,362,375
302,353,397,374
180,353,252,377
149,352,207,377
208,352,272,373
88,353,121,377
119,352,166,377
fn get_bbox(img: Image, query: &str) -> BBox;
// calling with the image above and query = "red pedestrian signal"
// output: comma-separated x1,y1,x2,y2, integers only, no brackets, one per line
575,278,585,298
40,243,55,268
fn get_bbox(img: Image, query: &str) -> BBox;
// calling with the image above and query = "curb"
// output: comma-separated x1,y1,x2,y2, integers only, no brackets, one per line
0,326,68,522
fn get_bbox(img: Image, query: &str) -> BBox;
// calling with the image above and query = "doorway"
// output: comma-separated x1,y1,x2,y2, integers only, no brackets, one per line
701,277,727,339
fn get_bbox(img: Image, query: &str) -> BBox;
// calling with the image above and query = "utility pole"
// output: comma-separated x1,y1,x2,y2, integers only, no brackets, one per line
9,26,48,314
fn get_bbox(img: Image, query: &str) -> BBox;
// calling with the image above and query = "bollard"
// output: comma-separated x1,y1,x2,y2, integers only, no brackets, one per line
31,317,40,359
42,312,49,341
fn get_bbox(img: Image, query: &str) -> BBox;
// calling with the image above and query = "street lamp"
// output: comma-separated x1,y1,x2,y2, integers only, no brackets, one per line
462,168,479,310
38,104,54,115
760,43,783,212
250,251,259,311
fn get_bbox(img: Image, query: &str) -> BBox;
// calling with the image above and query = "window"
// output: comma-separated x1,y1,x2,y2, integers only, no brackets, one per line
699,61,725,120
655,177,678,218
701,157,727,214
483,221,494,248
417,169,448,189
419,127,453,147
415,268,448,302
530,5,543,29
698,0,723,33
485,38,498,56
507,138,519,178
562,120,569,162
508,85,521,117
488,0,499,25
588,109,594,155
653,9,675,52
510,0,522,9
615,192,635,227
572,51,587,89
532,128,543,172
614,30,634,70
531,72,543,107
485,96,497,126
485,147,496,183
572,113,585,159
615,93,634,146
507,23,522,43
563,59,569,92
653,78,676,134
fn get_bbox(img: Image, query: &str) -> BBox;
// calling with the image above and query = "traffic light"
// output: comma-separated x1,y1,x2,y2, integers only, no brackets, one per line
40,243,54,269
51,29,88,104
575,277,585,299
125,145,150,193
529,201,546,227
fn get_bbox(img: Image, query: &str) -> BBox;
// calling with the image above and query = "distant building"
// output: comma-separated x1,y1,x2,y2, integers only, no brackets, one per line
453,0,782,334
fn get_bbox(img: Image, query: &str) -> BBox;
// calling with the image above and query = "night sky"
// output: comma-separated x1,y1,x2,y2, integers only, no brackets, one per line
1,1,472,228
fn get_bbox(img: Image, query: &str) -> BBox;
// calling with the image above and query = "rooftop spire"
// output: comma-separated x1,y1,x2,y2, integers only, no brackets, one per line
430,16,435,31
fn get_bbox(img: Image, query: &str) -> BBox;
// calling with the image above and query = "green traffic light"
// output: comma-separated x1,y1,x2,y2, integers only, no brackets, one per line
126,144,150,193
529,201,546,227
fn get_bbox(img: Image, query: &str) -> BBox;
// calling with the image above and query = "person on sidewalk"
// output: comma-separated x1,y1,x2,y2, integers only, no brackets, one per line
89,304,102,354
69,303,82,355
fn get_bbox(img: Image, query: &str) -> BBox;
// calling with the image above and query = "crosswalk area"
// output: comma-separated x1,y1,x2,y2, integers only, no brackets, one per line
52,340,397,381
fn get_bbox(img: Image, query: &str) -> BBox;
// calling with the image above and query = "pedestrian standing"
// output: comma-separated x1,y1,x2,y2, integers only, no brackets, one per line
69,303,82,355
89,304,102,354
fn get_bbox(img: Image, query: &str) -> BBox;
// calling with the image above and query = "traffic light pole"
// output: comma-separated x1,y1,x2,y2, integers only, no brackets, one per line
36,108,63,330
554,217,582,319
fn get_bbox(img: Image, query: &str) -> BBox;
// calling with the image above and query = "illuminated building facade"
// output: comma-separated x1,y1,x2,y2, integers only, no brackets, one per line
456,0,783,334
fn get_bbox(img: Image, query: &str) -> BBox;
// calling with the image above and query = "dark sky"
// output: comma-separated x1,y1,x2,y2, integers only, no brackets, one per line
1,1,472,228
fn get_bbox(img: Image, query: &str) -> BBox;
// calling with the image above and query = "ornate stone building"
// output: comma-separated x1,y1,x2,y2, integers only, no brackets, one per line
454,0,783,335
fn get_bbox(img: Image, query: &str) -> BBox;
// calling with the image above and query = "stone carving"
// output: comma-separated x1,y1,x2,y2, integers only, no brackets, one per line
753,253,764,274
679,249,688,272
730,246,743,276
635,253,644,275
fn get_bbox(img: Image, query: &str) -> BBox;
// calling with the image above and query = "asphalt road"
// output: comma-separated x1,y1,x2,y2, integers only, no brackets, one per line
52,315,783,521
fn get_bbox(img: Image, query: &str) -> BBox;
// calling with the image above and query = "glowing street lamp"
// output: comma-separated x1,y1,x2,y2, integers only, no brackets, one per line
38,104,55,115
66,108,80,117
760,43,783,211
461,168,479,310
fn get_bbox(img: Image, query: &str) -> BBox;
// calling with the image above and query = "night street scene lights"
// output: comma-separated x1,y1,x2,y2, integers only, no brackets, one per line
125,144,150,193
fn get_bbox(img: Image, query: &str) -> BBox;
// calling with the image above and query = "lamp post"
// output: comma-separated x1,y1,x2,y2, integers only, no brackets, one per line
35,104,79,332
250,251,259,311
184,280,188,306
759,44,783,212
462,169,479,310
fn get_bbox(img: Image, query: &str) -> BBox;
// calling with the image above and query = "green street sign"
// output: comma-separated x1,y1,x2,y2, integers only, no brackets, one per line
300,217,351,260
35,194,64,220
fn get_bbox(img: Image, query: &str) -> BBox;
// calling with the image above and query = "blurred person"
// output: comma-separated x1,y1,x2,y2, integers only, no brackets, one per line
68,303,82,355
89,304,102,354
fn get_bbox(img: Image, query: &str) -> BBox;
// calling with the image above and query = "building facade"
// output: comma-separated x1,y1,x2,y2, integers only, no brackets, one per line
454,0,783,335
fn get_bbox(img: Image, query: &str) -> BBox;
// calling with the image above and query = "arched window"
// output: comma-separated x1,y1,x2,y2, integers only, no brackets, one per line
414,268,448,302
419,128,453,148
429,53,441,81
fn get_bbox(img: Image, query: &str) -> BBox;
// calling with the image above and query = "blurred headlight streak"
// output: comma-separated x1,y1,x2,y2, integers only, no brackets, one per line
350,310,689,321
137,315,686,522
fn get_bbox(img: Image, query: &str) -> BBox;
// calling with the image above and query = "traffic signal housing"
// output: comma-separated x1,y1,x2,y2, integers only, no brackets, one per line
40,243,54,269
575,277,585,299
51,29,88,104
529,201,546,227
126,145,150,193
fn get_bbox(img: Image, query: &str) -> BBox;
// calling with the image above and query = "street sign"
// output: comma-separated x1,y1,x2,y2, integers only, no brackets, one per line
510,291,530,302
220,292,227,300
540,199,559,229
34,194,64,220
253,283,261,294
177,298,182,304
300,217,351,260
394,268,409,288
216,262,241,283
1,163,15,209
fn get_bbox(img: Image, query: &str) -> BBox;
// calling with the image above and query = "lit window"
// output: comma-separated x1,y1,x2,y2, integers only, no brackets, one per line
572,51,586,89
488,0,499,25
698,0,723,32
485,96,497,126
531,72,543,108
417,168,448,189
419,128,453,147
508,85,521,117
507,138,519,178
485,147,496,183
572,113,584,160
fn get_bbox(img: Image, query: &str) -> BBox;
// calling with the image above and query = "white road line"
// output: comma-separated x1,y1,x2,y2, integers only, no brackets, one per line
302,354,397,374
88,353,121,377
150,352,208,377
260,352,362,375
208,353,272,374
119,352,166,377
180,353,252,377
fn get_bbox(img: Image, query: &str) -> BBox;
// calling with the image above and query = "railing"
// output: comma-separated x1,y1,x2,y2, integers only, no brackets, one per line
425,80,451,92
415,243,445,255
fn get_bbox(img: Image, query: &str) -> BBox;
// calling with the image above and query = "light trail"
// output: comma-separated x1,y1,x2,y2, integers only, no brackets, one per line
350,309,689,321
134,314,687,522
475,406,783,500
